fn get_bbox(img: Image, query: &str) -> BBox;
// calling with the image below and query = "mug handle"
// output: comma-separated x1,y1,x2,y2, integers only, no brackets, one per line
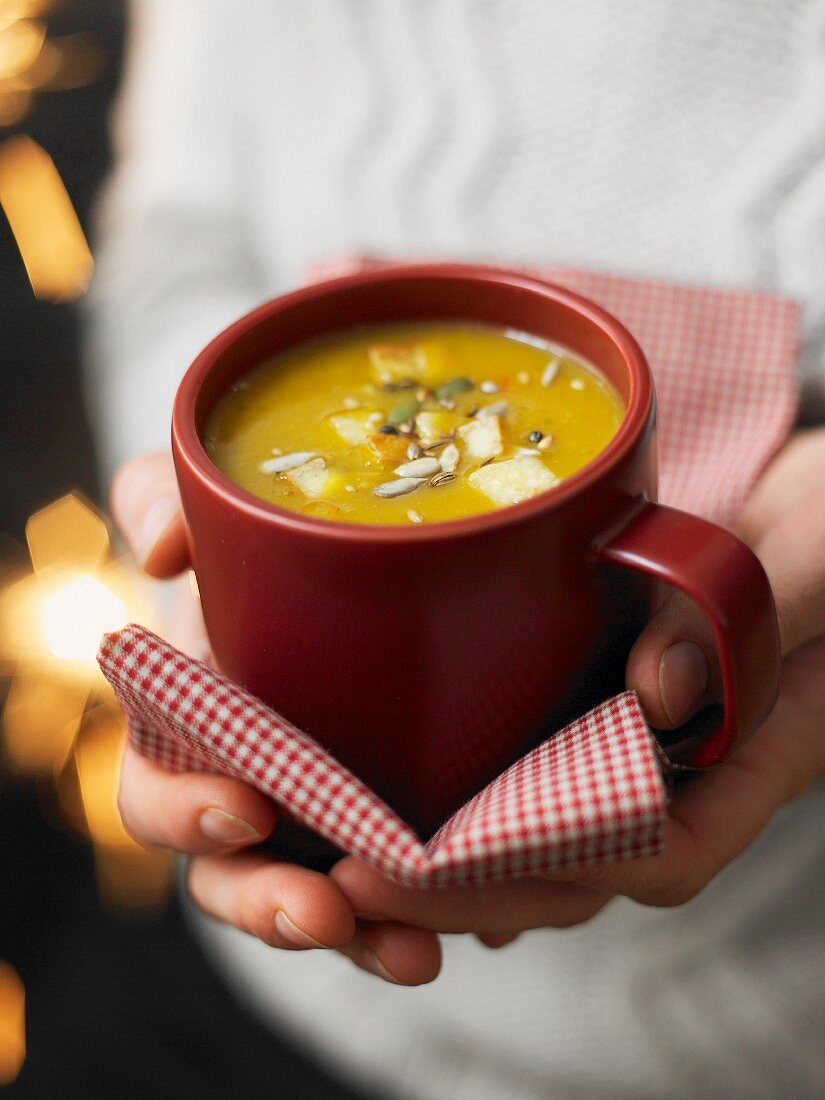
595,499,781,766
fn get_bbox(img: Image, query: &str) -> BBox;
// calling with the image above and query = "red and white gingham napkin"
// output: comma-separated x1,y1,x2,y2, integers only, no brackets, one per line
97,262,799,887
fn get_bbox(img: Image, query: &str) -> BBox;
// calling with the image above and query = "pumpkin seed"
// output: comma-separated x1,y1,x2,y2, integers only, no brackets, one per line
406,442,422,460
476,400,509,419
435,376,473,400
541,358,560,387
260,452,318,474
394,457,441,478
429,471,457,488
387,398,422,426
439,443,460,473
373,477,426,498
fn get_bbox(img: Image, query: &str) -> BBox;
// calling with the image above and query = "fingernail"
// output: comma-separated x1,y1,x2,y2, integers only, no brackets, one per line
137,494,180,566
274,910,327,949
199,808,261,844
659,640,709,725
361,949,404,984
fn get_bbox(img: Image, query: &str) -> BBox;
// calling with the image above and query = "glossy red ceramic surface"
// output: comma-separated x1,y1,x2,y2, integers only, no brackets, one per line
172,264,780,834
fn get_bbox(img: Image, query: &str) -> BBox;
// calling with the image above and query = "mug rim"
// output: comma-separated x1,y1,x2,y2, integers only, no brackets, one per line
172,263,654,543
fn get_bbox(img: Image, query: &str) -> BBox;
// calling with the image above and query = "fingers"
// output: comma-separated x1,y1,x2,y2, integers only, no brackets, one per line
336,633,823,922
189,852,441,983
625,590,721,729
188,851,356,949
111,452,189,577
625,427,825,728
544,637,825,907
118,745,277,855
330,858,610,934
338,922,442,985
736,428,825,655
121,747,441,983
740,507,825,657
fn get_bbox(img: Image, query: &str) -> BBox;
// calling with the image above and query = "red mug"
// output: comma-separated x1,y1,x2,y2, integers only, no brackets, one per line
172,263,780,837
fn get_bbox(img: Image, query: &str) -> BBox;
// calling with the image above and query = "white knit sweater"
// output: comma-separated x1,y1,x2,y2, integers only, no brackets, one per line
87,3,825,1097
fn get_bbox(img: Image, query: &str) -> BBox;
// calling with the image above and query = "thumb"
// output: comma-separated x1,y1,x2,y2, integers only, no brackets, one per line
110,452,189,577
625,591,720,730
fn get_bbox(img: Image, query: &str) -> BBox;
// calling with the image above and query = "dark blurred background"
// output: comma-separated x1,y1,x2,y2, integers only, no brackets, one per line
0,3,370,1096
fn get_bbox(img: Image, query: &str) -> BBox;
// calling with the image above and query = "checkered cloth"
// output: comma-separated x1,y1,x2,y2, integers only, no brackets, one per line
97,264,799,886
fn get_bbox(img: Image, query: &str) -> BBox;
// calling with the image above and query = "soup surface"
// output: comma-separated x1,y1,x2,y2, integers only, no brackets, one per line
204,323,625,525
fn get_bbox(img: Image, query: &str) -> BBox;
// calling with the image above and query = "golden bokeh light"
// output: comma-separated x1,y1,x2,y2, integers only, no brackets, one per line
0,18,45,79
1,495,168,910
2,667,87,773
0,86,28,123
0,0,169,959
0,1,105,134
0,29,56,88
27,493,110,576
0,1,52,24
0,962,25,1086
74,707,173,909
0,134,93,301
41,574,126,661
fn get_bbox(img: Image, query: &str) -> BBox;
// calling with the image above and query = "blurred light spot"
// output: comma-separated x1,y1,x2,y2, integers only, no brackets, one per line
0,1,52,26
41,575,126,661
75,708,173,908
0,33,57,89
2,668,87,772
0,86,28,123
26,493,109,576
0,18,44,79
0,962,25,1086
0,33,104,96
0,135,93,300
36,32,105,91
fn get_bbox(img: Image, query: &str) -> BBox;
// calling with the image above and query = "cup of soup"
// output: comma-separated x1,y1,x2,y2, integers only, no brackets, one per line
172,264,780,837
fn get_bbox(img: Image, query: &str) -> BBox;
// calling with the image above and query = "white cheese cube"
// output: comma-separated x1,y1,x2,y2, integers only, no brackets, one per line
327,410,379,447
469,456,559,506
415,409,462,445
458,415,504,460
286,460,347,499
368,344,429,384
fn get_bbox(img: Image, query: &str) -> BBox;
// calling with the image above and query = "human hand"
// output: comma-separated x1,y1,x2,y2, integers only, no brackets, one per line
330,428,825,940
111,453,442,985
